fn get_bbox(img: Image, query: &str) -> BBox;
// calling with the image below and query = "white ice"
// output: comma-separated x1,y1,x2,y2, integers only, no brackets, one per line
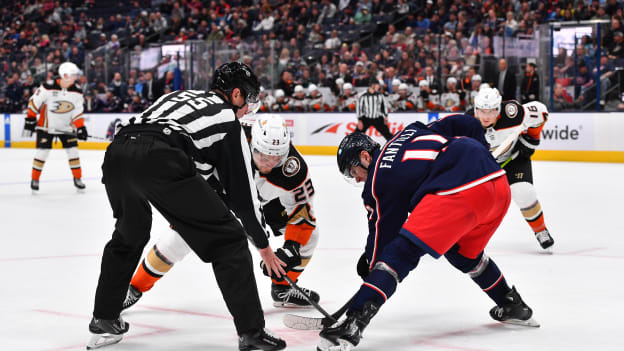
0,148,622,351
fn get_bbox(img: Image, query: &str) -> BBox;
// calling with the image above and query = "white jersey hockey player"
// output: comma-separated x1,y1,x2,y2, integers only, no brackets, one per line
22,62,88,192
338,83,358,112
474,87,554,250
121,114,322,310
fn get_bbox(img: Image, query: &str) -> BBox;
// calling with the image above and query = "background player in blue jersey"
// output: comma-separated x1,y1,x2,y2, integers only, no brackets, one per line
317,120,538,351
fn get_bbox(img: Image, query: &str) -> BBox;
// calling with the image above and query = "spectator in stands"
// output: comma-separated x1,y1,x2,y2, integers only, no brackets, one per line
102,88,122,112
109,72,128,100
553,82,575,111
278,70,295,97
325,30,341,50
608,31,624,60
354,7,371,24
520,62,540,104
496,58,517,101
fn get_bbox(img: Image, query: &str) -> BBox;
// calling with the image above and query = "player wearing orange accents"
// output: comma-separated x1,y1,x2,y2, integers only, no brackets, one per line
22,62,88,193
474,87,554,250
123,114,321,310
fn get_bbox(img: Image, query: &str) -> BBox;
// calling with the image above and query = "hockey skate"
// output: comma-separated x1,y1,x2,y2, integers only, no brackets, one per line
534,229,554,250
238,328,286,351
122,285,142,311
30,180,39,193
271,283,320,308
74,178,86,192
317,301,379,351
86,316,129,350
489,286,539,327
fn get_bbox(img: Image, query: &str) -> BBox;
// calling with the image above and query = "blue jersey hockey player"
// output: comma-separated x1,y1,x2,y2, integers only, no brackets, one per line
317,116,539,351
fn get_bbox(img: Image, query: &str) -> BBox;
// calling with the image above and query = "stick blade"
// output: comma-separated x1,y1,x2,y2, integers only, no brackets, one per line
283,313,325,330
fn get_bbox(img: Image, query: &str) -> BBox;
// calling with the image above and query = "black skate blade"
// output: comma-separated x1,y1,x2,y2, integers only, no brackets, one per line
501,317,540,328
86,333,123,349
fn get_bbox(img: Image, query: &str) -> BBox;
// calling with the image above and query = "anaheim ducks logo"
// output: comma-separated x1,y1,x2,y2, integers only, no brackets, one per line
51,100,75,113
282,156,300,177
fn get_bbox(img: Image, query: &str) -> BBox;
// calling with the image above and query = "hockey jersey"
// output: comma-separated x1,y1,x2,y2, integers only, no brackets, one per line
484,100,547,163
361,119,504,267
338,91,358,112
254,144,317,243
27,79,84,134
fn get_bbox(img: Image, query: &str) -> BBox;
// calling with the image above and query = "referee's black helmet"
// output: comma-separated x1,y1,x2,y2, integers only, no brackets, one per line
211,62,260,105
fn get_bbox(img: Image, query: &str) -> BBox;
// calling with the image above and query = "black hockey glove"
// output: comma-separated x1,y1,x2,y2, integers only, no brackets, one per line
22,118,37,137
458,91,466,100
420,90,429,99
357,252,370,280
512,134,539,159
261,240,301,281
77,126,88,141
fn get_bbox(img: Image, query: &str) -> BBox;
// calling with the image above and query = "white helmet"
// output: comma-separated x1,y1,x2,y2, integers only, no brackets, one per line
58,62,80,81
294,85,304,93
478,82,491,91
343,82,353,90
392,78,401,86
474,87,502,113
472,74,482,82
446,76,457,86
250,114,290,167
418,79,429,88
308,83,318,92
274,89,285,98
335,78,344,85
398,83,408,91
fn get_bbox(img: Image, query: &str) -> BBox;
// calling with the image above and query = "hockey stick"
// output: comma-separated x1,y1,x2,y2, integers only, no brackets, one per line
491,125,525,159
42,129,109,141
283,276,337,323
283,293,354,330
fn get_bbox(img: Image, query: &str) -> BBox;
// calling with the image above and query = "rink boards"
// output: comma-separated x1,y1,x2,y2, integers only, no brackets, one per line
3,112,624,163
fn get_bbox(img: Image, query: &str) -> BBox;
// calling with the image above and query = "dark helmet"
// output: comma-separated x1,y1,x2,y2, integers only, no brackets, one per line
210,61,260,105
337,132,380,178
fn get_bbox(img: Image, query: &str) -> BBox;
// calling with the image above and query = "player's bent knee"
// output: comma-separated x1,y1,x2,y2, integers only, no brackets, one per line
445,249,486,275
510,182,537,208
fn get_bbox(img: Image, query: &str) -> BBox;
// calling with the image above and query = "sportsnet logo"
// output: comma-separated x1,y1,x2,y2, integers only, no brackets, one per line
311,121,406,137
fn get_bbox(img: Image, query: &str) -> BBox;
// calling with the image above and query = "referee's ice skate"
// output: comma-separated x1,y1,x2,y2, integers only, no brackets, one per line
86,316,129,349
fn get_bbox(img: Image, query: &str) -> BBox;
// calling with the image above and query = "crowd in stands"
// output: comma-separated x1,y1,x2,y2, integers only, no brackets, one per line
2,0,624,115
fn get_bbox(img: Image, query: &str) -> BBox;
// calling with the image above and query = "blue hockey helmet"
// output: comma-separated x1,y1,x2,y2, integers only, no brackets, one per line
337,132,380,178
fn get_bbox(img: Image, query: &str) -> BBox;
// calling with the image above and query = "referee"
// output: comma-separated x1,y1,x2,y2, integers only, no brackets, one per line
88,62,286,351
356,81,394,140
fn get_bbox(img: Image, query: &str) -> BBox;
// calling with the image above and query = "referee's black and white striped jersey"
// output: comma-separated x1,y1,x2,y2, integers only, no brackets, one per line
120,89,270,249
356,91,388,119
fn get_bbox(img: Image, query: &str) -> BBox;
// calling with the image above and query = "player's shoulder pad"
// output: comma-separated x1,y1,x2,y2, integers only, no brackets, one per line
67,83,82,94
265,144,308,191
497,100,524,128
43,80,59,91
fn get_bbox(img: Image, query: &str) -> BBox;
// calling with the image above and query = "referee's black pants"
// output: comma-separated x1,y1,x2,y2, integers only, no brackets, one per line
357,117,394,140
93,132,264,335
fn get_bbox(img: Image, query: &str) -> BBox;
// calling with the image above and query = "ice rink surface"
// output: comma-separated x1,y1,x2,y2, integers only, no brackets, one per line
0,148,622,351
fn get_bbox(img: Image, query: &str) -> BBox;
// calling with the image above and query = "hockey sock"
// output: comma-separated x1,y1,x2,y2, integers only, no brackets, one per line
521,201,546,233
510,182,546,233
32,148,50,181
351,236,424,311
130,245,174,292
470,257,511,306
271,255,311,286
32,159,44,181
65,147,82,179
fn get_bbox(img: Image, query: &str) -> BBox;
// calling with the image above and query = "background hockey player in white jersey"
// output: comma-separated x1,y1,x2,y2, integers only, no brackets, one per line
473,87,554,250
439,77,466,112
122,114,322,310
465,74,482,111
337,83,358,112
22,62,88,193
306,84,327,112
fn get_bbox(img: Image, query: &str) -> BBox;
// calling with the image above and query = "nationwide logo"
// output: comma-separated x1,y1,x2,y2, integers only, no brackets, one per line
311,122,406,136
541,125,582,141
